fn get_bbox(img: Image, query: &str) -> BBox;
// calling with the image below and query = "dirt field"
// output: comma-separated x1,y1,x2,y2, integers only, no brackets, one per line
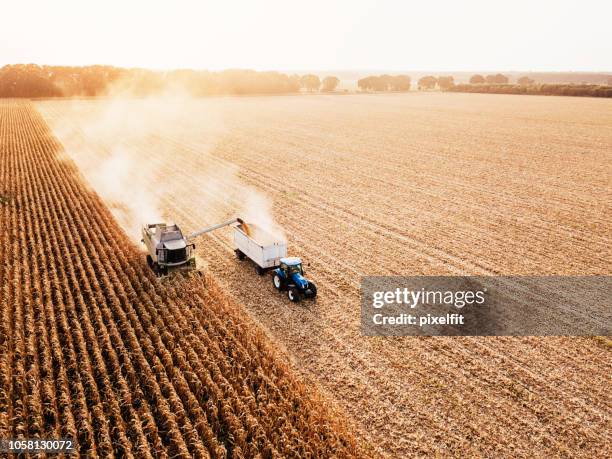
36,92,612,457
0,100,363,457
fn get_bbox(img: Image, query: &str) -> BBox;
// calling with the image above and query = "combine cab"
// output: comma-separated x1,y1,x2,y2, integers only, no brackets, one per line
141,223,196,276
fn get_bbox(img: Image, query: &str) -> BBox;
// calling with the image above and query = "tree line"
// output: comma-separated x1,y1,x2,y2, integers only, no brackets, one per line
299,75,340,92
0,64,346,97
3,64,608,98
355,74,455,91
358,73,540,90
417,73,611,97
416,73,510,89
454,73,611,97
468,74,510,84
449,83,612,98
357,75,411,92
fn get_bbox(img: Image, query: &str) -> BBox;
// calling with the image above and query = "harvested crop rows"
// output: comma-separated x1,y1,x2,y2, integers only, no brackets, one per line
37,93,612,458
0,100,364,457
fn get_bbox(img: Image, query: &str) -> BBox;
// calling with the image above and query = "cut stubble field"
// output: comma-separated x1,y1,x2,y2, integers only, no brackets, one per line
36,92,612,457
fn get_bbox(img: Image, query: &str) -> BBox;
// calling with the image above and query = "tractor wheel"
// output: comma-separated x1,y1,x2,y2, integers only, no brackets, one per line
152,262,161,277
235,250,245,260
288,287,301,303
308,282,317,298
146,255,153,268
255,265,265,276
273,274,283,290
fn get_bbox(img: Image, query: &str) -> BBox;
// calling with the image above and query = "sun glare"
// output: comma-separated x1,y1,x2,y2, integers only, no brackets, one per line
2,0,611,71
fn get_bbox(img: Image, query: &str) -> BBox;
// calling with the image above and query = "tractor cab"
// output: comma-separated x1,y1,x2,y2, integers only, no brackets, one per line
280,257,304,276
272,257,317,302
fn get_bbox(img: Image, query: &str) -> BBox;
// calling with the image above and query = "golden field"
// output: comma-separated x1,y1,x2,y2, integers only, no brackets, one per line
31,92,612,457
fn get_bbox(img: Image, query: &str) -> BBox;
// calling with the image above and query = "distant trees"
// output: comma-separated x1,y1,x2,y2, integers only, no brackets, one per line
0,64,62,97
0,64,307,97
357,75,411,92
413,75,455,91
417,76,437,90
357,76,372,91
321,76,340,92
378,75,393,90
50,66,117,95
212,70,301,94
469,74,485,84
467,74,542,87
447,83,612,98
437,76,455,90
517,76,535,86
485,73,509,84
389,75,411,91
300,74,321,92
358,76,386,91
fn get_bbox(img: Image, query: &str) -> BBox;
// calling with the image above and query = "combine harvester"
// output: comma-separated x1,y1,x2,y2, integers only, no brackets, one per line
142,218,317,302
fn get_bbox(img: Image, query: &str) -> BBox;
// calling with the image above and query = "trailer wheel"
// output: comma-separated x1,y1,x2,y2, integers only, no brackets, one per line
273,274,283,290
288,287,301,302
235,250,245,260
255,265,265,276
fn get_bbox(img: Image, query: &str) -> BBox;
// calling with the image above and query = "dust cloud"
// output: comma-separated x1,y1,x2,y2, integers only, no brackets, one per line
37,87,285,245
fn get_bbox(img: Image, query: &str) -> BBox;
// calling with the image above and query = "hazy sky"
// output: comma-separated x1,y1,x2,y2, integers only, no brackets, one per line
3,0,611,71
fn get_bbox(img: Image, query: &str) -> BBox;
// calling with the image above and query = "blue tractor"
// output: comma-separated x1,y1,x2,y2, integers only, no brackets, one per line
272,257,317,302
